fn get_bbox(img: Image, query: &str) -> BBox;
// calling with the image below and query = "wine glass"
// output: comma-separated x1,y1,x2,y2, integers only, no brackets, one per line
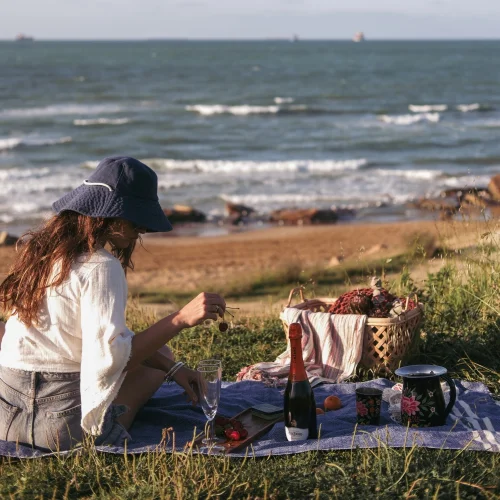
197,359,222,391
197,364,225,454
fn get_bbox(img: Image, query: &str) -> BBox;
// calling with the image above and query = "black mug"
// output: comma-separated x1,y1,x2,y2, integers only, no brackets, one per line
395,365,457,427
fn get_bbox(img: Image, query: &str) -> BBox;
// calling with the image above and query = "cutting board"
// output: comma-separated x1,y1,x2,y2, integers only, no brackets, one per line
193,408,283,454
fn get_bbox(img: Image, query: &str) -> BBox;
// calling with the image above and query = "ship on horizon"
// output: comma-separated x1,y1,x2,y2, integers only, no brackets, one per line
352,32,365,42
15,33,34,42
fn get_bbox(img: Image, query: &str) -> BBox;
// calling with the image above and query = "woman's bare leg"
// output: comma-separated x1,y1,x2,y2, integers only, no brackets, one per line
113,365,166,430
113,345,175,430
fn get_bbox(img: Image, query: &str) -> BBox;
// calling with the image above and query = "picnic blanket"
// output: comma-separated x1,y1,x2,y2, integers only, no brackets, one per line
1,378,499,458
236,308,366,386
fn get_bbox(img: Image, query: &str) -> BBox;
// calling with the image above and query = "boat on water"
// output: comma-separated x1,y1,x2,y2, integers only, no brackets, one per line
15,34,34,42
352,32,365,42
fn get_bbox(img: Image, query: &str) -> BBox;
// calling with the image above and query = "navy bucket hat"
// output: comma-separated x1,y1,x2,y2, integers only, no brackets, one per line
52,156,173,232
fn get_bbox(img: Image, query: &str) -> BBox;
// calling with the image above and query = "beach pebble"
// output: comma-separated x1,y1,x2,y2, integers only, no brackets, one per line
0,232,18,247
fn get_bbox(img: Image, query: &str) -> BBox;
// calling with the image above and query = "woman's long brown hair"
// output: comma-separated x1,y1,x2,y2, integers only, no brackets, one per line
0,211,136,327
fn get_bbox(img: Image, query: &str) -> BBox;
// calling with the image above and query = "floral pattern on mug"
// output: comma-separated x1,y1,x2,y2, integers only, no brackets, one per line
356,389,382,425
356,401,368,416
401,388,440,427
401,395,420,416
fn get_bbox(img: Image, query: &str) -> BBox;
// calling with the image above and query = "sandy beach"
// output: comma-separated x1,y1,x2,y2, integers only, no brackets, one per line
0,218,491,311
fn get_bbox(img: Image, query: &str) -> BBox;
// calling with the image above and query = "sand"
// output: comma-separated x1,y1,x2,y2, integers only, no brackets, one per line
0,219,491,300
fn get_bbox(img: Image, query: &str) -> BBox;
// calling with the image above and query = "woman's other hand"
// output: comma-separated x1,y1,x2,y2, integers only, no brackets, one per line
175,292,226,329
172,366,201,405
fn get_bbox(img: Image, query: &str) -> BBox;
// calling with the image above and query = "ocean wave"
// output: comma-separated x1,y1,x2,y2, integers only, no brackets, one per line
0,167,52,181
456,103,481,112
375,168,442,180
0,103,125,119
81,161,100,169
0,138,22,151
73,118,130,126
0,168,78,195
186,104,280,116
0,135,72,150
442,174,493,189
220,192,407,210
144,158,369,173
409,104,448,113
25,136,72,147
478,120,500,128
378,113,440,125
274,97,294,104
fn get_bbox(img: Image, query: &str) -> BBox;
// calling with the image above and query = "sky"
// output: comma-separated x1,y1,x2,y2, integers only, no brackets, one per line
2,0,500,40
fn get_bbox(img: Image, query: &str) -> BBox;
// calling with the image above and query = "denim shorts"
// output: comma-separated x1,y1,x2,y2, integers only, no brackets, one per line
0,365,131,452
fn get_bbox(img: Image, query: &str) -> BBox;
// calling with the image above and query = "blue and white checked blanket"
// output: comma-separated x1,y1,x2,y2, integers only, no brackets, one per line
1,378,499,458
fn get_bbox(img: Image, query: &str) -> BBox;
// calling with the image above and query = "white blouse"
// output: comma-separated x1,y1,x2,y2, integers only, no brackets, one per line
0,248,134,436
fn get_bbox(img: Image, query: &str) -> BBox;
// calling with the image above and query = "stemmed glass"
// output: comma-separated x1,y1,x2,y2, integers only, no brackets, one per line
197,362,225,453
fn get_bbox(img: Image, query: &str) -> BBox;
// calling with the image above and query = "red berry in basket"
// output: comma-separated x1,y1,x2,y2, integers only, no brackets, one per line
239,428,248,439
225,429,234,439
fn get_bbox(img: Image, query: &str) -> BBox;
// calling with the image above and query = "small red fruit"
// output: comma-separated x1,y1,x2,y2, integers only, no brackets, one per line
225,429,234,439
229,430,241,441
239,428,248,439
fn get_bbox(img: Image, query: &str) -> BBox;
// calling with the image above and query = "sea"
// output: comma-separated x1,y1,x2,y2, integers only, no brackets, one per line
1,40,500,236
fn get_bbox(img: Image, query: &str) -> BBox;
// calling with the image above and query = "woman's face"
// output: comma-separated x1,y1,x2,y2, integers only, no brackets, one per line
107,219,146,249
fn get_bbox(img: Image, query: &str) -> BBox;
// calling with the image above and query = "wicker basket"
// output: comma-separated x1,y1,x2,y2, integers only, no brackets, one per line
282,287,424,374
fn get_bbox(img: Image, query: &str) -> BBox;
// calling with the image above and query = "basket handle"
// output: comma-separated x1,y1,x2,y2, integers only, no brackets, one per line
286,286,306,308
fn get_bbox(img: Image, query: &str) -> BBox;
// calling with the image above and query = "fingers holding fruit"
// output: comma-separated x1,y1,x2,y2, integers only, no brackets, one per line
177,292,226,328
217,306,238,333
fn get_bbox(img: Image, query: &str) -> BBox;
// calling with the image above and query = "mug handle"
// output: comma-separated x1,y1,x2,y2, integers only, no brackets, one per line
441,373,457,418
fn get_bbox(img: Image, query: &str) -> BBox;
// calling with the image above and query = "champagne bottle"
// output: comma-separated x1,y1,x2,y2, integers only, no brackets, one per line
284,322,318,441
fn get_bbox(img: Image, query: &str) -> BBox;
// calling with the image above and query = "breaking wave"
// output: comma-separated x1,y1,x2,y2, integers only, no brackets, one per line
409,104,448,113
142,158,369,173
0,135,72,150
0,103,125,118
379,113,441,125
73,118,130,126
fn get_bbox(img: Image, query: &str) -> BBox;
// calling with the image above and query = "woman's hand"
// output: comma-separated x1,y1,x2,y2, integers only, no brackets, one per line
172,365,201,405
175,292,226,329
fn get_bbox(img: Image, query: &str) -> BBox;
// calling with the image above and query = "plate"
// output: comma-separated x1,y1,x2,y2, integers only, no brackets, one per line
193,408,283,454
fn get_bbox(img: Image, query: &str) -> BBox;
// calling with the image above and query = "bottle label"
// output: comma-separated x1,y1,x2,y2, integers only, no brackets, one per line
285,426,309,441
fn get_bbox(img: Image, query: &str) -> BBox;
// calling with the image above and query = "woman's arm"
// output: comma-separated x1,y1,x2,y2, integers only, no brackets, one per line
125,292,225,371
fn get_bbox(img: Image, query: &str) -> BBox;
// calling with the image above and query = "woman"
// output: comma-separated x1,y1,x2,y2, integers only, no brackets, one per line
0,156,226,451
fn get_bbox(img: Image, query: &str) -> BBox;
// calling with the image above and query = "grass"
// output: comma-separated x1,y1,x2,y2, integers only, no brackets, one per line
2,227,500,498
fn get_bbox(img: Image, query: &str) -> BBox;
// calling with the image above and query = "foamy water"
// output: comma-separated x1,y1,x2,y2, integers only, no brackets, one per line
1,40,500,234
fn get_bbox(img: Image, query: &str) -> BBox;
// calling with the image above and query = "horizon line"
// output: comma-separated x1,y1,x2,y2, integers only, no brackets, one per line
2,37,500,42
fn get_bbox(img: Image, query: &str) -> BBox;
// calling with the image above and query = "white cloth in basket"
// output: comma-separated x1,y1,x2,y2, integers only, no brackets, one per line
236,308,366,387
